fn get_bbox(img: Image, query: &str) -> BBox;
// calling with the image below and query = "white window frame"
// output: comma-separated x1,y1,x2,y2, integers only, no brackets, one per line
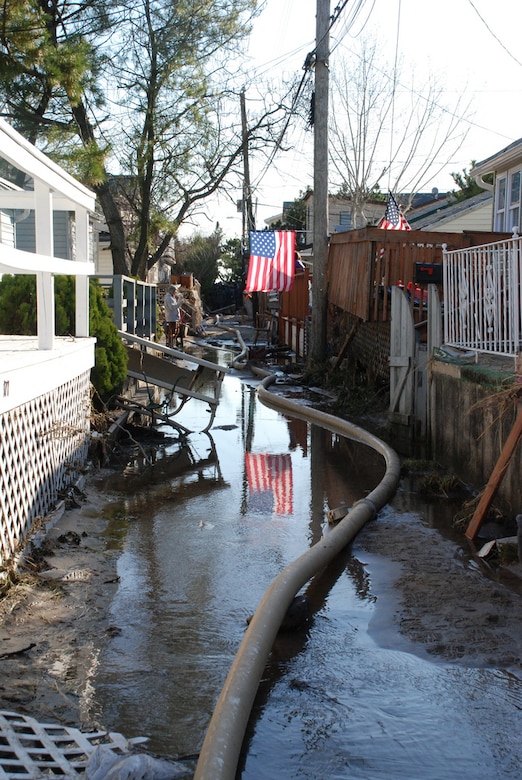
508,167,521,233
495,175,506,231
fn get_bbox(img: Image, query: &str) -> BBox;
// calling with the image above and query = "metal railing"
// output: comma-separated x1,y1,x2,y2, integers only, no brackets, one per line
443,233,522,357
95,274,157,340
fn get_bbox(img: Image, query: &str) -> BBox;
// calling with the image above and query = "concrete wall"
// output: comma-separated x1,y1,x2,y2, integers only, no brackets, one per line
429,359,521,517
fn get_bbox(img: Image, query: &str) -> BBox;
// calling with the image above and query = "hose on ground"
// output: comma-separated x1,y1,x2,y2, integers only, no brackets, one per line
194,371,401,780
215,322,249,369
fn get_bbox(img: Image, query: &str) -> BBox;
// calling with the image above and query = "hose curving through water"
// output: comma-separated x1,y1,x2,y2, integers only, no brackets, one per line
194,371,401,780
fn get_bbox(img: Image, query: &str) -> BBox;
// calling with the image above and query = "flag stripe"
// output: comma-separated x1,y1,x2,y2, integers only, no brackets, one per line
245,230,296,292
379,192,411,231
245,452,293,515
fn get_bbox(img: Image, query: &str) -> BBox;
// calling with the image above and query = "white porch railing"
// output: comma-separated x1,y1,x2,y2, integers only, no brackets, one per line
0,117,96,348
96,274,157,340
443,233,522,357
0,118,96,573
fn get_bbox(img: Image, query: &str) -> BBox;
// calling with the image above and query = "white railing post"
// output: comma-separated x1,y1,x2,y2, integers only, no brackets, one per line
75,206,90,337
442,243,450,345
34,178,55,350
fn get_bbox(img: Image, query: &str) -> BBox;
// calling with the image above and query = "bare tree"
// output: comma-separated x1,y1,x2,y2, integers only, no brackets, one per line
329,38,471,225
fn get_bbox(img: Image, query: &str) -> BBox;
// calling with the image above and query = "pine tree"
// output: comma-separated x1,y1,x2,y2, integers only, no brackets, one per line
0,1,291,279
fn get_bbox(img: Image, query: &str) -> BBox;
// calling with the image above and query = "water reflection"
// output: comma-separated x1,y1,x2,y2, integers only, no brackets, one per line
106,433,222,493
91,378,384,757
86,375,522,778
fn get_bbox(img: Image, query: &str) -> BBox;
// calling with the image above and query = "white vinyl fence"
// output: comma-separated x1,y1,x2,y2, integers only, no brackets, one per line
443,234,522,357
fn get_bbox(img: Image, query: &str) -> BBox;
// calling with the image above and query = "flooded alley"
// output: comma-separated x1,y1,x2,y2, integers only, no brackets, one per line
2,368,522,779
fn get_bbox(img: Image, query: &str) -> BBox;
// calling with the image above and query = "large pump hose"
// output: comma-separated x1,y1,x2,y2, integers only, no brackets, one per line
194,371,401,780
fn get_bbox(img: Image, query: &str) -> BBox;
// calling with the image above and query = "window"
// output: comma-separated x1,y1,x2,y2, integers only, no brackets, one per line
495,169,522,232
334,211,351,232
509,170,521,232
495,176,506,231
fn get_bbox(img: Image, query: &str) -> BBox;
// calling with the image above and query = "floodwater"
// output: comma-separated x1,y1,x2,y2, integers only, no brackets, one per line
88,363,522,779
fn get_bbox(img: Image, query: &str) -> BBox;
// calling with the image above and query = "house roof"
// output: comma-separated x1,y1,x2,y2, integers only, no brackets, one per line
472,137,522,177
304,189,448,211
400,190,448,210
407,190,492,229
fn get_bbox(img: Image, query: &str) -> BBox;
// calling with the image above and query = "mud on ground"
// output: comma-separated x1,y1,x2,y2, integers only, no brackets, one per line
1,472,522,738
0,485,121,731
356,507,522,670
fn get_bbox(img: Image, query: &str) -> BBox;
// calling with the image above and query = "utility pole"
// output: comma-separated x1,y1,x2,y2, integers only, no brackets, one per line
309,0,330,366
240,89,257,319
240,90,255,267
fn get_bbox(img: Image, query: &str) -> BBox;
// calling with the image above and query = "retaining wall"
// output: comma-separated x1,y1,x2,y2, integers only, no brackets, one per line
429,359,521,517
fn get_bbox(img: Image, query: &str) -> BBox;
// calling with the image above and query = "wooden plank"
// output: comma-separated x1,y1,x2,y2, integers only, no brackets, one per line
389,359,411,412
465,406,522,540
332,322,358,371
389,286,415,419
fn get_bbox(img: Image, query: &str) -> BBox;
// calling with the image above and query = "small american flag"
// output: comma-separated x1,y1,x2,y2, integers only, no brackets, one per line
379,192,411,231
245,230,296,292
245,452,293,515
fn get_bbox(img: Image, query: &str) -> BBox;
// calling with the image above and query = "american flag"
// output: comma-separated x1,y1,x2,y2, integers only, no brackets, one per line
245,452,293,515
379,192,412,231
245,230,296,292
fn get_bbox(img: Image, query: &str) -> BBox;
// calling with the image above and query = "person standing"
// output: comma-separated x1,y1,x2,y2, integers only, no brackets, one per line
164,284,181,348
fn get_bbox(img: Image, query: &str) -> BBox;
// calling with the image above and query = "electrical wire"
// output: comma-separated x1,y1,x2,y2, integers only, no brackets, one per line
466,0,522,70
250,0,374,195
245,0,522,217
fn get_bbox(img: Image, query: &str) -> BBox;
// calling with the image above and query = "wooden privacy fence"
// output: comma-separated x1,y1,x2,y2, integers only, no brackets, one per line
278,268,311,358
327,228,511,323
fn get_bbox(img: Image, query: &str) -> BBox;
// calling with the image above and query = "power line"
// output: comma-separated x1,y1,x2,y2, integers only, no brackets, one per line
466,0,522,69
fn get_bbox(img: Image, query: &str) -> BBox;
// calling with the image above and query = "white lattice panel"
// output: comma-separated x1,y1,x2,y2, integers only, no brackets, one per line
0,372,91,568
0,710,130,778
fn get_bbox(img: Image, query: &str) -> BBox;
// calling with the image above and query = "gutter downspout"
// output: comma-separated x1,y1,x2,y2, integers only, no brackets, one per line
473,173,494,192
194,373,401,780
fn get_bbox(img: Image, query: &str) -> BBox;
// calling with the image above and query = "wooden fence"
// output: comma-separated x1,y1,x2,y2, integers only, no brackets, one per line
327,228,511,324
278,268,311,358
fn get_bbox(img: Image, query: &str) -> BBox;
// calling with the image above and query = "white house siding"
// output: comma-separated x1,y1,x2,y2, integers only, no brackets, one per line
0,209,15,248
472,139,522,232
305,193,386,239
421,201,493,233
95,234,114,276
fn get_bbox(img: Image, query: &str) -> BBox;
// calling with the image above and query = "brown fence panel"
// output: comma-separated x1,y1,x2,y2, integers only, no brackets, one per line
328,238,373,319
278,270,310,353
279,269,309,321
328,228,512,324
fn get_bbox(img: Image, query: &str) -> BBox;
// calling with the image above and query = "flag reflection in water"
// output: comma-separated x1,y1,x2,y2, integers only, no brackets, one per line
245,452,293,516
